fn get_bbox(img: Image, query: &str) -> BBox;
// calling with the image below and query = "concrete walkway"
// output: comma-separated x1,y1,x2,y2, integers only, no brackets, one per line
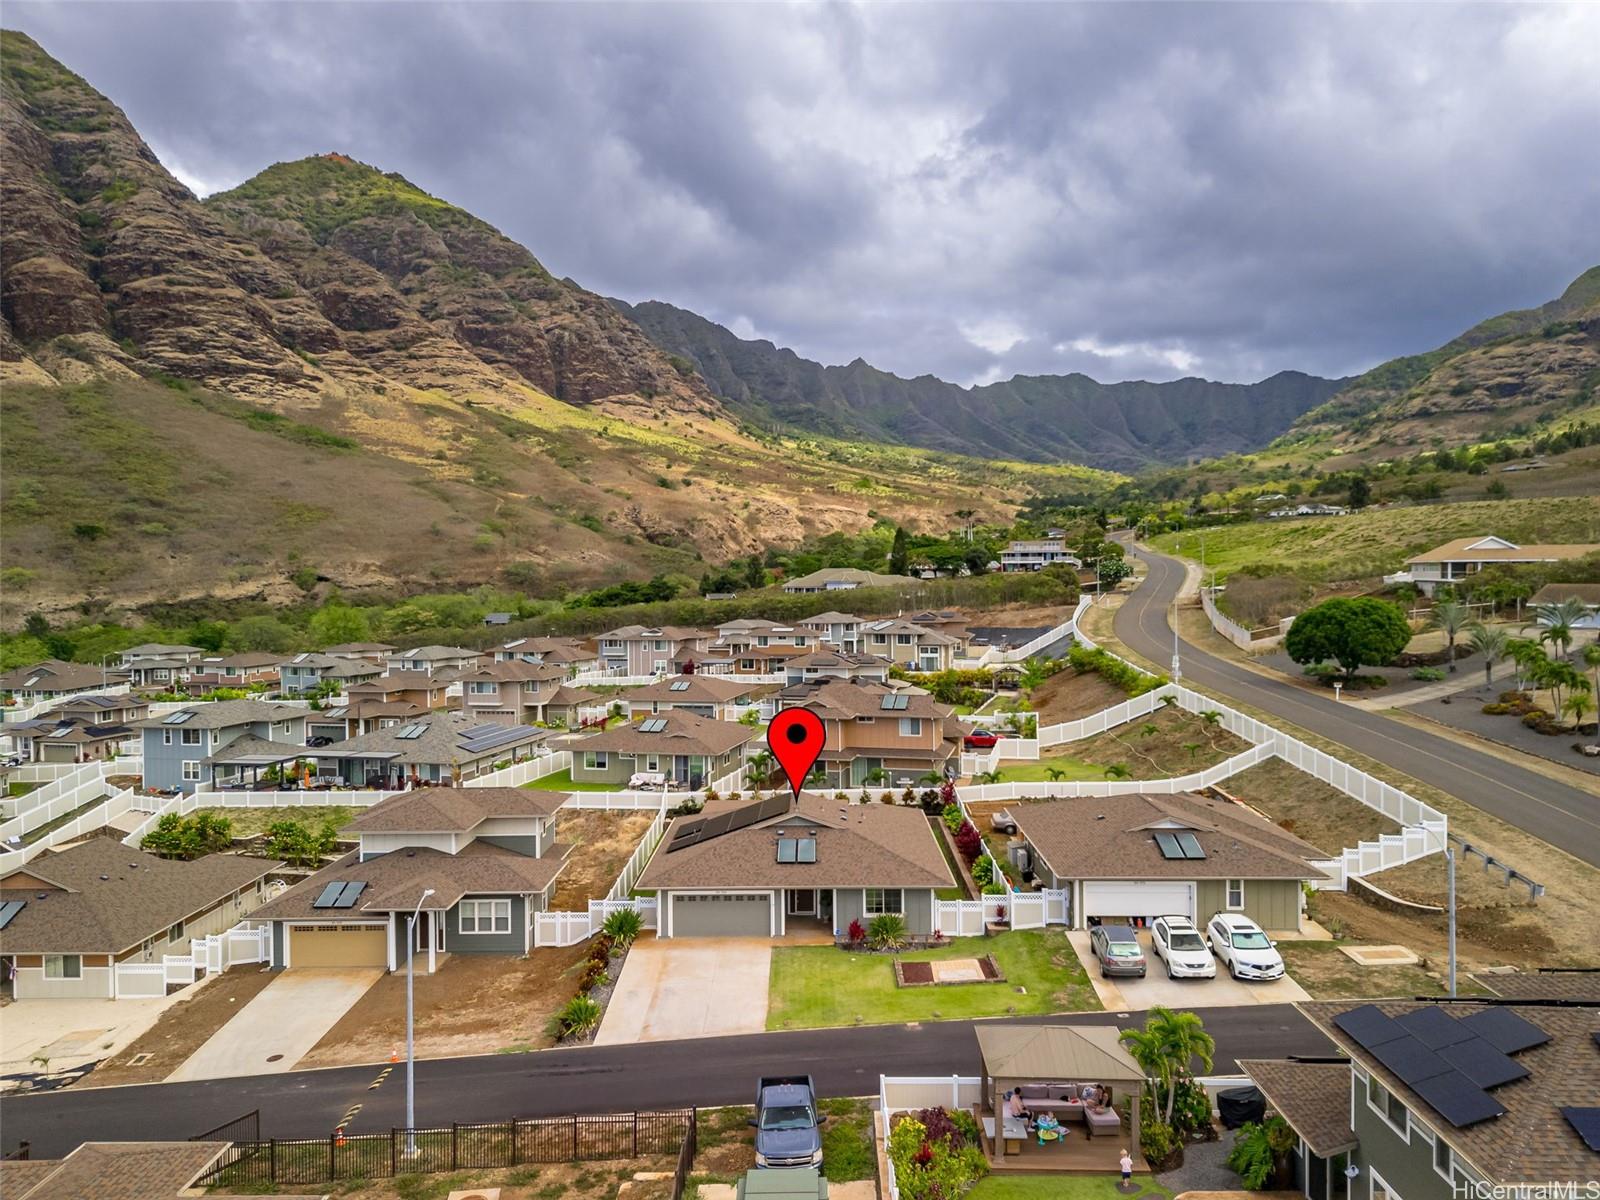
166,968,382,1081
595,937,771,1045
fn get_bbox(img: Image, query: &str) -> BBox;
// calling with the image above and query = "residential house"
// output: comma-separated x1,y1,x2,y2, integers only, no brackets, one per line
594,626,713,676
383,645,480,676
1004,792,1328,931
781,649,893,686
635,794,954,938
1243,989,1600,1200
780,677,966,787
483,611,514,626
623,675,769,721
1527,582,1600,628
345,671,455,712
1000,539,1082,572
1404,536,1600,596
279,652,383,696
859,619,960,671
251,787,570,972
0,1141,277,1200
118,643,205,667
781,568,907,593
1268,503,1349,519
798,611,866,652
322,642,396,663
479,636,597,676
117,643,205,689
0,837,276,1000
713,619,814,652
183,652,286,691
452,660,605,728
680,641,807,676
570,710,755,789
0,660,123,706
310,712,550,789
134,699,309,793
305,699,430,743
6,695,149,764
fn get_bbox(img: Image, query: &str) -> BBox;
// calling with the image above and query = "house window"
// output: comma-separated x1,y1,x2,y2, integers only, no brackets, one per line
871,634,887,645
645,755,660,773
653,640,667,651
1366,1076,1409,1140
459,898,512,934
181,728,202,745
275,721,291,735
169,921,185,943
163,730,173,746
1226,879,1245,909
896,634,913,645
583,751,608,770
865,888,903,916
182,760,202,782
44,954,82,980
855,716,876,724
1369,1169,1401,1200
898,717,924,737
1432,1139,1453,1182
469,682,497,694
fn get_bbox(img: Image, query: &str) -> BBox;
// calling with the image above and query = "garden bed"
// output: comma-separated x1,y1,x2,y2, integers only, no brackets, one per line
894,954,1004,987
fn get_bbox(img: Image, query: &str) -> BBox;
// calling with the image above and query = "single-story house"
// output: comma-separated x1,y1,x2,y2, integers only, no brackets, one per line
0,1141,310,1200
0,837,277,1000
570,710,755,789
781,568,907,594
5,695,149,763
134,699,309,793
1528,582,1600,628
309,712,549,789
635,794,955,938
624,675,768,721
183,652,286,690
0,660,124,706
1005,791,1330,931
1403,536,1600,596
251,787,570,971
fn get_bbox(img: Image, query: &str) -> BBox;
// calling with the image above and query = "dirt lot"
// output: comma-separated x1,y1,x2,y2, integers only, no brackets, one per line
550,810,657,910
325,1156,678,1200
1277,940,1490,1000
1031,667,1130,724
77,965,276,1088
1221,759,1398,854
1042,703,1252,775
298,945,591,1066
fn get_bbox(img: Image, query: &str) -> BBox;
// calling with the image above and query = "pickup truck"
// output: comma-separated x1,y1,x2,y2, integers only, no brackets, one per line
751,1075,825,1169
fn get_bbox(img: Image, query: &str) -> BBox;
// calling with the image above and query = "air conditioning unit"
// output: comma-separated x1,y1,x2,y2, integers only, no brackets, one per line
1009,845,1031,873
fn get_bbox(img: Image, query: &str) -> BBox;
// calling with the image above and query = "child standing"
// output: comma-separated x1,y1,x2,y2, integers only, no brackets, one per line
1120,1148,1134,1184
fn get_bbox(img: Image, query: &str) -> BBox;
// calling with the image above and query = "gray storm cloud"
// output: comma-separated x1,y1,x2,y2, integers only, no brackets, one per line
8,1,1598,386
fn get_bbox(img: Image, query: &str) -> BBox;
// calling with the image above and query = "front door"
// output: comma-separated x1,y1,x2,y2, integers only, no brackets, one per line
413,911,445,953
786,889,817,917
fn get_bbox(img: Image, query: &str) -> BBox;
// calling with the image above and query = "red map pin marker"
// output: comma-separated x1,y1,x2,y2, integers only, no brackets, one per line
767,709,825,800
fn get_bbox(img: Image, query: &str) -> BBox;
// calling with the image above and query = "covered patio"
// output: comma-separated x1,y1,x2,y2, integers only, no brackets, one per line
974,1023,1146,1172
203,736,306,789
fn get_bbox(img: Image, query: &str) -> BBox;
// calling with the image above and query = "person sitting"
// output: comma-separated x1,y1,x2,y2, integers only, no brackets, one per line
1007,1089,1030,1121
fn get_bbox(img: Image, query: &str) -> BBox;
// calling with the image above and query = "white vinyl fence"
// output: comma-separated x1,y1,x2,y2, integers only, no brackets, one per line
1201,587,1291,651
121,786,405,848
1,684,131,727
607,805,669,901
467,749,570,788
112,922,272,999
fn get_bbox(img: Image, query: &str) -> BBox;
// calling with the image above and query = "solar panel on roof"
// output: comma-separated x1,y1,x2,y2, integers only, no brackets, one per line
394,723,426,740
1175,832,1206,859
1459,1007,1552,1054
1396,1007,1478,1050
1371,1035,1453,1087
332,881,368,909
639,718,668,733
1155,832,1184,859
726,803,764,834
1411,1072,1506,1128
312,881,348,909
699,811,735,839
0,900,25,930
1438,1038,1529,1089
1334,1004,1409,1048
669,680,692,691
163,711,195,724
796,838,817,863
1562,1107,1600,1153
757,795,790,821
777,838,799,863
672,819,706,841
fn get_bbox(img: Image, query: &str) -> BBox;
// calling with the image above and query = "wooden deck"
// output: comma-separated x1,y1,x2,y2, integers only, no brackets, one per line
976,1109,1142,1174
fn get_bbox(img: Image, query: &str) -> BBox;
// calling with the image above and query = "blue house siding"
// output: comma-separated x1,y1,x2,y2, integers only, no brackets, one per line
141,714,308,793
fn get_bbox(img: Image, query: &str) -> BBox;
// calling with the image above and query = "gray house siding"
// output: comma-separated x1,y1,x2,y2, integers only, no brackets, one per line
903,888,934,935
142,715,308,793
272,922,287,969
446,895,527,955
834,888,864,933
1351,1078,1454,1200
478,834,543,859
831,888,934,936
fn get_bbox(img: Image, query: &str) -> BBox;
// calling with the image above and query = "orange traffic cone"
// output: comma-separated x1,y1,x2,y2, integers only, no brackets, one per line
390,1045,400,1063
335,1130,346,1147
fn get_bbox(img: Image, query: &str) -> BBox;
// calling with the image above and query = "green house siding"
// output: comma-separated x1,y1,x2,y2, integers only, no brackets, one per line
1195,878,1302,931
445,895,527,955
1351,1078,1455,1200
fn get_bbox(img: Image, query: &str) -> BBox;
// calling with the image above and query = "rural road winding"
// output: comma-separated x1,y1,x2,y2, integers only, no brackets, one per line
1113,541,1600,869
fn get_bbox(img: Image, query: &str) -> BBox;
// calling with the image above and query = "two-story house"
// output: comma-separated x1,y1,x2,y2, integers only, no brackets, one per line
305,699,431,743
321,642,397,663
780,678,965,787
479,637,598,676
134,700,309,793
594,626,713,676
859,619,960,672
1000,538,1082,572
118,644,205,690
781,648,893,686
798,612,865,653
0,660,124,706
453,661,604,728
570,710,755,789
383,646,481,677
1243,989,1599,1200
6,695,150,764
182,652,286,691
623,675,769,721
251,787,571,972
310,712,550,789
345,671,455,713
279,652,383,696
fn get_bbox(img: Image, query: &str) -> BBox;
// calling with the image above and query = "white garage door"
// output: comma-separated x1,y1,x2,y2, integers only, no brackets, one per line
671,893,772,937
1082,881,1195,922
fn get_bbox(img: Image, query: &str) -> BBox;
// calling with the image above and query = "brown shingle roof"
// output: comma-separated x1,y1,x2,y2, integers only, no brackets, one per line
0,659,111,692
0,1141,247,1200
343,787,567,833
1240,1060,1357,1157
1472,971,1600,1002
1406,537,1600,565
636,795,954,890
576,710,756,757
626,676,765,703
1009,793,1329,882
1528,583,1600,606
0,837,278,955
1300,999,1600,1185
131,698,304,731
795,678,954,721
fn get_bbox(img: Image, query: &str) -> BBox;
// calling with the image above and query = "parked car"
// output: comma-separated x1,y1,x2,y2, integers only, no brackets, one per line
306,735,334,747
963,730,1000,749
1207,913,1286,980
751,1075,824,1168
1150,915,1216,979
1088,923,1147,977
989,809,1018,834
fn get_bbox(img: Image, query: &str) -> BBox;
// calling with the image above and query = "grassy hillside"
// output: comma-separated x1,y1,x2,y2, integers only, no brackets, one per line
1150,497,1600,585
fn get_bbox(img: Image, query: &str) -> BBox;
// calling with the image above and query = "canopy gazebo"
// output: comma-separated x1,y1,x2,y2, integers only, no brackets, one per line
974,1024,1146,1168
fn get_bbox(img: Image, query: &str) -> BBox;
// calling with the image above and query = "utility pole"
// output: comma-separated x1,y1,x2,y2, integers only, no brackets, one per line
1446,848,1457,997
1171,601,1182,682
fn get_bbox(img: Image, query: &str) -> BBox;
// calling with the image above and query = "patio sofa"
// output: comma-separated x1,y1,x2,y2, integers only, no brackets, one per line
1013,1083,1123,1136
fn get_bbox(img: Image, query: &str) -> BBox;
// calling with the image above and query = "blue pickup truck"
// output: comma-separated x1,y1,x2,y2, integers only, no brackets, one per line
751,1075,825,1169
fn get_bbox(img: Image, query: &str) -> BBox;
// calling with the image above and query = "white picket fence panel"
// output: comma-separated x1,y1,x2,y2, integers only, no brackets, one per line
570,672,786,688
1009,892,1048,929
956,600,1086,667
590,897,658,930
533,910,596,947
935,899,986,938
0,782,142,874
164,955,198,986
114,964,166,998
1201,586,1288,651
1,684,132,726
0,758,126,834
0,761,83,784
467,749,570,788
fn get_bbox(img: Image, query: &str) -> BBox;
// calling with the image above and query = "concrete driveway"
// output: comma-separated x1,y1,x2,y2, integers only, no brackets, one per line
595,937,771,1045
1068,930,1309,1011
0,994,182,1079
166,968,383,1081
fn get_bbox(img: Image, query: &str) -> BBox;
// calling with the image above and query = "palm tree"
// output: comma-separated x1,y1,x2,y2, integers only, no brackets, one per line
976,769,1003,785
1429,599,1469,673
1504,637,1546,691
1465,622,1509,689
1532,598,1589,662
1103,763,1131,780
746,750,775,784
1045,766,1068,781
1182,742,1203,761
1563,691,1594,733
1139,722,1160,738
1585,643,1600,750
1119,1006,1215,1124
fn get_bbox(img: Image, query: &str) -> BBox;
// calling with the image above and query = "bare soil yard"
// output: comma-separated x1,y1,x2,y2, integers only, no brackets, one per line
1036,703,1251,777
1220,759,1397,854
191,804,354,838
1031,667,1130,724
298,945,591,1066
1278,941,1490,1000
550,809,657,910
77,965,276,1088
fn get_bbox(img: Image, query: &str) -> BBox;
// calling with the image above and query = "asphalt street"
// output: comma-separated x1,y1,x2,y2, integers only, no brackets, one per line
1113,542,1600,868
0,1004,1331,1157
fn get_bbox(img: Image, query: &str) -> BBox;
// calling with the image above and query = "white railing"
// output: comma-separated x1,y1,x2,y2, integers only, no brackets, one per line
590,897,658,929
606,803,669,901
1201,587,1289,651
113,963,166,999
935,899,986,937
0,758,125,831
533,910,596,947
561,791,681,810
467,749,571,788
2,684,132,726
0,783,142,873
119,786,406,848
0,761,82,784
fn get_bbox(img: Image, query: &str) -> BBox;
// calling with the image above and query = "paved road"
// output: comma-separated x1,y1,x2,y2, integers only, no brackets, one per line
1,1004,1330,1157
1113,542,1600,868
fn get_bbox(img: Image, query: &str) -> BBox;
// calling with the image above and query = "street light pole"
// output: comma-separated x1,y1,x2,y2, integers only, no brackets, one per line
1446,848,1457,997
404,887,436,1152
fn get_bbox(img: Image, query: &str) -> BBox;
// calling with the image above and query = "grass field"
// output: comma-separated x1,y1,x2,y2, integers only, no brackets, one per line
969,1177,1174,1200
1152,496,1600,584
191,804,354,838
520,768,628,792
766,930,1099,1030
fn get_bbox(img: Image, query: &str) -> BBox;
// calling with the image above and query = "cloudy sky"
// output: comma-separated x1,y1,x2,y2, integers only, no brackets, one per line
9,2,1600,386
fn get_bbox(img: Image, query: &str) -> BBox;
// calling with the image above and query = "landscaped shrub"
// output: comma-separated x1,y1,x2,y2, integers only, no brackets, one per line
1410,666,1447,682
141,811,233,860
954,821,983,863
912,1106,977,1148
887,1113,989,1200
1139,1106,1180,1171
941,803,965,834
1227,1117,1296,1189
1067,644,1166,696
265,818,340,868
981,881,1007,896
971,856,995,886
600,907,643,947
847,918,866,945
868,913,907,950
550,995,602,1039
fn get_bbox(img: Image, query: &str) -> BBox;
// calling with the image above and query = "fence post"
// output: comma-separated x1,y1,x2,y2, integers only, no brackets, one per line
571,1115,579,1161
391,1129,397,1178
270,1139,277,1183
451,1123,459,1171
330,1133,336,1182
633,1112,639,1157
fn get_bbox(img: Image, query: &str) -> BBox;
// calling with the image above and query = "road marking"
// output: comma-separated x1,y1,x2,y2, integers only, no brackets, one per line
336,1101,362,1131
369,1066,393,1091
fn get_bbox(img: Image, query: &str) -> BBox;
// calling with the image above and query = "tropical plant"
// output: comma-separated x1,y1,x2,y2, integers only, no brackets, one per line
1182,742,1203,761
868,913,908,950
1465,622,1509,688
971,855,995,886
551,995,603,1039
600,906,644,947
942,802,966,834
1119,1006,1215,1124
974,769,1003,784
1103,763,1132,780
1504,637,1547,690
1532,597,1590,662
746,750,775,784
1138,722,1160,738
846,918,866,945
1045,765,1068,781
1586,643,1600,749
1428,599,1469,672
142,811,234,860
954,821,983,863
1563,692,1594,731
265,818,340,868
1227,1116,1296,1189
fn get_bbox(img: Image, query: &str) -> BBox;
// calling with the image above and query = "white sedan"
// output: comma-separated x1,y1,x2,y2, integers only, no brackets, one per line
1207,913,1287,981
1150,915,1216,979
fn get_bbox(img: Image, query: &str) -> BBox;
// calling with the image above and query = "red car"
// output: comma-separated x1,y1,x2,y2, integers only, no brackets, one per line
963,730,1000,749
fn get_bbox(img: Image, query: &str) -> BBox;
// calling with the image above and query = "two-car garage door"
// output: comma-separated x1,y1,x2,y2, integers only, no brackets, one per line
290,924,387,967
670,893,772,937
1082,881,1195,924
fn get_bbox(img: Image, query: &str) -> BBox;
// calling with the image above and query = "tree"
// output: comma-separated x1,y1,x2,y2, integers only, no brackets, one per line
266,819,340,868
227,614,297,653
1103,763,1131,780
1585,643,1600,750
1465,622,1508,688
142,812,233,860
1532,598,1589,662
1428,599,1468,673
1097,557,1133,589
1119,1006,1215,1124
1284,597,1412,682
309,603,371,647
1347,475,1371,509
889,526,910,576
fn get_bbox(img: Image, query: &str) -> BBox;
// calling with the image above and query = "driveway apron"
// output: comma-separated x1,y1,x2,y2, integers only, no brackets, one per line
595,937,771,1044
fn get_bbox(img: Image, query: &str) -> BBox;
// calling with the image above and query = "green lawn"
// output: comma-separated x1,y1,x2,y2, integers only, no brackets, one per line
521,768,628,792
969,1175,1172,1200
819,1097,878,1182
987,756,1105,784
7,781,40,798
929,816,973,901
766,930,1099,1030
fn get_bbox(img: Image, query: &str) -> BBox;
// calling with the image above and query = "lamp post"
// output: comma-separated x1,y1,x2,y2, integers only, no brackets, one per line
404,887,436,1152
